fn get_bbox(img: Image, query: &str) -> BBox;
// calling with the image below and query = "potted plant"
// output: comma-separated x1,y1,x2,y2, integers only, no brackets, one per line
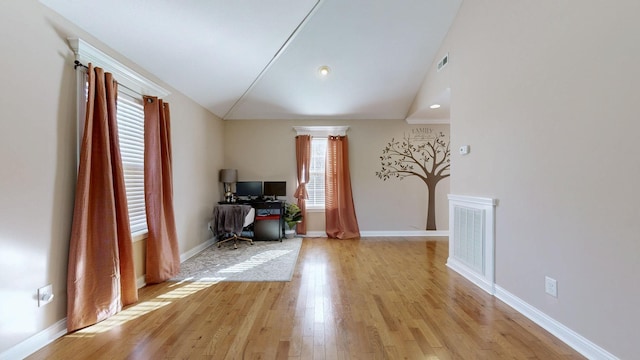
283,203,302,238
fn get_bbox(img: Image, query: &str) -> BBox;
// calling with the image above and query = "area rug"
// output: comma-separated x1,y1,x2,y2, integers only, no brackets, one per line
170,237,302,282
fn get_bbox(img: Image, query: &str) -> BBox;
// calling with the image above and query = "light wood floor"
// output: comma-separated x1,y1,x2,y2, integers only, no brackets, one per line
29,238,584,359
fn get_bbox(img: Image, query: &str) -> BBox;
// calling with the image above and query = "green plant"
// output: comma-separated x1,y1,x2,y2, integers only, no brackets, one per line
284,203,303,230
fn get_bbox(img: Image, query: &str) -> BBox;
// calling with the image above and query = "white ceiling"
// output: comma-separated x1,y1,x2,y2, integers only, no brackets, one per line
40,0,461,121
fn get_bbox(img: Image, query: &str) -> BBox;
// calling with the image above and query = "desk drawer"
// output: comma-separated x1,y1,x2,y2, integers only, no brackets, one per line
254,202,283,210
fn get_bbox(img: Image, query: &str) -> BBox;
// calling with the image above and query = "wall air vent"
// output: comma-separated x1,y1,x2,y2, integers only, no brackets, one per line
437,53,449,72
447,195,497,295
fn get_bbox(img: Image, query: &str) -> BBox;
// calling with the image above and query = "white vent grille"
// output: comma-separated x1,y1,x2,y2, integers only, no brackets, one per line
453,206,484,274
447,195,497,295
437,53,449,71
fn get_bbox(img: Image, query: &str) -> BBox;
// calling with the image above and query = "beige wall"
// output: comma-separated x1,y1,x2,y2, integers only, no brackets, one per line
167,88,225,253
0,0,223,354
224,120,450,232
414,1,640,358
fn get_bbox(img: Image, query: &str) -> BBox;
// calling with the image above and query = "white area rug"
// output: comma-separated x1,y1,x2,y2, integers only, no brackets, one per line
170,237,302,282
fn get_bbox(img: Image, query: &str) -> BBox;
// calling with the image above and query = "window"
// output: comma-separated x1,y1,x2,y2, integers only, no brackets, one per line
307,137,327,209
79,82,148,236
116,90,147,235
72,37,170,239
293,126,349,211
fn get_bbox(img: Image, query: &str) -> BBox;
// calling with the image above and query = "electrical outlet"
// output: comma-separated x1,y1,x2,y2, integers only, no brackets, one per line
545,276,557,298
38,284,54,307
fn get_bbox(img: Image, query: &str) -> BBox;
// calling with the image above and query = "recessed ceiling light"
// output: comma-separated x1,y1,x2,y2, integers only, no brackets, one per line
430,104,441,109
318,65,331,77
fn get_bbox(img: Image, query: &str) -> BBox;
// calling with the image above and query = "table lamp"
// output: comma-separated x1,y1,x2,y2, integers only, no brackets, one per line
219,169,237,203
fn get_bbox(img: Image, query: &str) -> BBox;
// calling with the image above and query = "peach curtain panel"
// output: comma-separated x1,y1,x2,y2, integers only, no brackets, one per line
143,96,180,283
67,65,138,332
325,135,360,239
294,135,311,234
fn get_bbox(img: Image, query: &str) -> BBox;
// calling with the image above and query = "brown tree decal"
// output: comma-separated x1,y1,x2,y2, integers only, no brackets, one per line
376,129,450,230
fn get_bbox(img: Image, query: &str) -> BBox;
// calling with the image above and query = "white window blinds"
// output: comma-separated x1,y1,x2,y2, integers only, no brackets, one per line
116,90,147,235
307,137,327,209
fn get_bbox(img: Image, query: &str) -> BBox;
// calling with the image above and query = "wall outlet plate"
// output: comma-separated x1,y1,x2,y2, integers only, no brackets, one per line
545,276,558,297
38,284,54,307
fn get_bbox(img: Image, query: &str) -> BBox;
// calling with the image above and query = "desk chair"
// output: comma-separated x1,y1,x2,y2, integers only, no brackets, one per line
213,205,255,249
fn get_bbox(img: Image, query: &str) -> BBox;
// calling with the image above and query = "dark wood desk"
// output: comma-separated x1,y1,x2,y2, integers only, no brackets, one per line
251,201,285,241
219,200,284,241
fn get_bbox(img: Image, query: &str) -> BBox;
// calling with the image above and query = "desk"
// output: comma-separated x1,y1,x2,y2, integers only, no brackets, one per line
251,201,284,241
219,200,284,241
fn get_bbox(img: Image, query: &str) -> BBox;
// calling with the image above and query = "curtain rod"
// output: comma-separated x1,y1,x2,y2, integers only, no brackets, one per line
72,59,159,98
74,60,88,70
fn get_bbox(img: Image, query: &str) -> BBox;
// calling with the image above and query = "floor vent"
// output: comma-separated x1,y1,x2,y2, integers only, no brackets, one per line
447,195,497,294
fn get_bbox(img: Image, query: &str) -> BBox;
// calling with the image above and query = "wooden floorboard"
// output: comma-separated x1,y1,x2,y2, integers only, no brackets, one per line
28,237,585,359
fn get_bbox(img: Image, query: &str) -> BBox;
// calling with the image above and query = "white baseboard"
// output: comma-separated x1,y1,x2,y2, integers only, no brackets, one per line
302,230,449,238
446,258,494,295
494,285,618,360
301,231,326,237
180,238,216,263
136,275,146,289
1,318,67,360
135,238,216,289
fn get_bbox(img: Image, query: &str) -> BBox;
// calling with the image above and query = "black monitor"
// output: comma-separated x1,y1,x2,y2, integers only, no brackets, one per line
235,181,262,197
263,181,286,198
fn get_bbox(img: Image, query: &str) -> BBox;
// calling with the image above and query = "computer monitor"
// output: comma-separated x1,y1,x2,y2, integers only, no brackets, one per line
263,181,286,198
235,181,262,198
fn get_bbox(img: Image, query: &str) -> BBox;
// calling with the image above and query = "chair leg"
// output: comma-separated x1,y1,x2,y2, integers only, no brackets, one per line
237,236,254,246
217,234,253,249
217,234,236,248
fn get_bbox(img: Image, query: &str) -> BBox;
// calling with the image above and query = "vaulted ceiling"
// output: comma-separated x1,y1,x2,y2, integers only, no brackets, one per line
40,0,461,121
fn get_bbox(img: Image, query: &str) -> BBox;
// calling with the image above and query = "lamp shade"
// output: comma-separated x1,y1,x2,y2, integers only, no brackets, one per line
219,169,237,183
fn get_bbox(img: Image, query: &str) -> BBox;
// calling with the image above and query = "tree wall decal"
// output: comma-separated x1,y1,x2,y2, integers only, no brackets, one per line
375,128,450,230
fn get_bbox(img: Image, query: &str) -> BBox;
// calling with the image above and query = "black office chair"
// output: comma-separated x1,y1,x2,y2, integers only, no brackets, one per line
213,205,255,249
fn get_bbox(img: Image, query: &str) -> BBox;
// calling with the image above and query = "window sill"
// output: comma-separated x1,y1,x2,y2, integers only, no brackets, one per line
306,207,325,213
132,230,148,243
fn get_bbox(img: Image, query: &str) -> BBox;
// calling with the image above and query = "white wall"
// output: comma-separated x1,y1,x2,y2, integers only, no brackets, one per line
0,0,223,355
414,1,640,358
